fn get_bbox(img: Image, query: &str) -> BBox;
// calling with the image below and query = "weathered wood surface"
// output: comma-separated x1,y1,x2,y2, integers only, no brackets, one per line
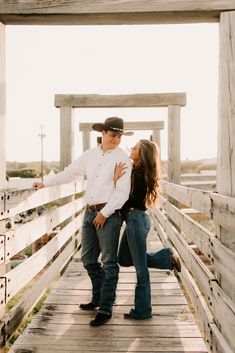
152,204,235,353
82,130,90,151
0,181,85,221
212,193,235,233
161,181,235,234
158,195,235,287
0,1,235,25
55,93,186,108
60,107,75,171
217,11,235,199
161,181,212,213
8,267,207,352
79,121,165,131
180,267,233,353
2,198,84,263
3,234,80,344
216,11,235,333
8,239,208,353
181,180,216,192
0,22,5,189
180,173,216,182
0,192,4,215
4,215,82,304
168,105,181,184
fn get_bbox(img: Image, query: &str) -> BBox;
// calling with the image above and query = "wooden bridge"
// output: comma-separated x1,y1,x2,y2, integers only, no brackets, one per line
0,179,234,352
0,1,235,352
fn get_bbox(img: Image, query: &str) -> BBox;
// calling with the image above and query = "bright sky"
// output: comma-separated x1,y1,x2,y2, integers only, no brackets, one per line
6,24,219,162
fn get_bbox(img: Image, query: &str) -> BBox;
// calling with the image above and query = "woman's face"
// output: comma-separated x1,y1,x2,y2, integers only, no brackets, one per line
130,142,140,163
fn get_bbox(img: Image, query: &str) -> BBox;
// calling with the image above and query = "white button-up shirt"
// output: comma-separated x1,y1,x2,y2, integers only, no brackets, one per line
44,146,132,218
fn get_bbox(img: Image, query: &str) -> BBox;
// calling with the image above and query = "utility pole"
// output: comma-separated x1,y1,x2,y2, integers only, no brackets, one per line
38,125,46,181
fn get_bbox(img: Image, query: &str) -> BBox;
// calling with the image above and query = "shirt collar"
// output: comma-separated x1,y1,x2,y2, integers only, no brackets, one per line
99,145,119,154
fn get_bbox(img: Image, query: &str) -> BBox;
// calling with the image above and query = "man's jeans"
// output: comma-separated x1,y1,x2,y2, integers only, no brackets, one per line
81,209,122,316
118,209,152,319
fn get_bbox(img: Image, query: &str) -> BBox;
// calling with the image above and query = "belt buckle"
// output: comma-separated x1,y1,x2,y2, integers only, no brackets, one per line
87,203,106,212
87,204,99,212
87,205,94,212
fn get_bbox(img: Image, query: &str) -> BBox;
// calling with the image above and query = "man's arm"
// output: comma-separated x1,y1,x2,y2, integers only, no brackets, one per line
33,152,87,189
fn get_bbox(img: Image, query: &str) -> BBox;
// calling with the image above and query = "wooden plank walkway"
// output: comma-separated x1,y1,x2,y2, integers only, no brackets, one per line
9,234,208,353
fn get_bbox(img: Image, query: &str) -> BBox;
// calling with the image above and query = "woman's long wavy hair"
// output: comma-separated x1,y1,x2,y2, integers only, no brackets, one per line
132,139,160,207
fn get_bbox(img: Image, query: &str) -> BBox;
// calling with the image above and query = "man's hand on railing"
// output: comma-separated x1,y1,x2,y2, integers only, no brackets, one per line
32,182,45,190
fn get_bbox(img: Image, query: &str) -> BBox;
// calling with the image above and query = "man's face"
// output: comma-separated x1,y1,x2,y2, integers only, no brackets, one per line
102,130,122,150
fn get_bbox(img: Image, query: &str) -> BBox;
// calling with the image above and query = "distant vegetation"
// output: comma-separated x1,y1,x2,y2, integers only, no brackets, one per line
7,168,41,178
6,161,60,178
6,159,216,178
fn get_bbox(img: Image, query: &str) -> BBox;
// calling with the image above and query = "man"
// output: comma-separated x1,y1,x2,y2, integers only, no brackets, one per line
33,117,132,326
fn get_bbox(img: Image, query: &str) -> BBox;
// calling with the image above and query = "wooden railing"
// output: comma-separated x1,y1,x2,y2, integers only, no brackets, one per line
150,181,235,353
0,181,86,345
0,180,234,353
162,172,217,191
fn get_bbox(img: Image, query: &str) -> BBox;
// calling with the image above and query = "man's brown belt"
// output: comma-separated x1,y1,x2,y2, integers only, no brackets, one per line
87,203,107,212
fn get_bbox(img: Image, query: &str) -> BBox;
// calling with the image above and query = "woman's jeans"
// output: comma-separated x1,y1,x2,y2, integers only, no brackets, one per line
81,209,122,316
118,209,152,319
118,210,173,319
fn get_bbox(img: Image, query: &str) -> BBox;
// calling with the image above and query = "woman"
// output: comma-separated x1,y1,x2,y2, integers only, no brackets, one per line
114,139,180,320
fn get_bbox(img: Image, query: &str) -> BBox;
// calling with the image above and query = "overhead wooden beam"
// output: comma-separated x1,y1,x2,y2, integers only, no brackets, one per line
79,121,164,131
80,121,164,152
0,1,235,25
55,93,186,108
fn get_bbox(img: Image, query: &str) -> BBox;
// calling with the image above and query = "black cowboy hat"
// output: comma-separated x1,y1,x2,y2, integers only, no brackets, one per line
92,117,133,136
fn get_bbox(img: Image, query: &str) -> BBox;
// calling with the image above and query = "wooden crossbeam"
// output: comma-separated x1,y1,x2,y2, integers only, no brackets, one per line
0,1,235,24
55,93,186,108
79,121,164,131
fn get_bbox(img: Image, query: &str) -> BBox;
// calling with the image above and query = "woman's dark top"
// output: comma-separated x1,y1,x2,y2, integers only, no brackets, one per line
122,167,147,211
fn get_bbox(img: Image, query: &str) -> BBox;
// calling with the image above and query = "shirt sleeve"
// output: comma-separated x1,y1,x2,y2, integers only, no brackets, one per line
43,153,87,187
101,155,132,218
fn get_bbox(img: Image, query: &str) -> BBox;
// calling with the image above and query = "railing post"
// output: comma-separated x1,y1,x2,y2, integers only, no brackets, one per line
167,105,181,184
0,22,6,189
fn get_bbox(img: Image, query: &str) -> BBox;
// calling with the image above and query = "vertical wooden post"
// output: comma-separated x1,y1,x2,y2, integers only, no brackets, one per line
168,105,181,184
82,130,90,152
151,129,161,148
217,11,235,293
59,107,75,229
60,107,75,170
216,11,235,352
0,23,6,190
